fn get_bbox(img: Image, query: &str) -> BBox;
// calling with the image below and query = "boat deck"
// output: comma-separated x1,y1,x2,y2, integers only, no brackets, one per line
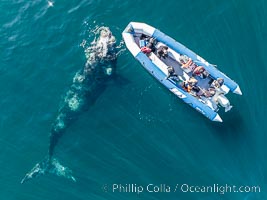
134,34,213,90
156,43,213,90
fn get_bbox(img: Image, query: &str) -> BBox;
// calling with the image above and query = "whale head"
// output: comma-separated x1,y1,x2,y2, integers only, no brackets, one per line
96,27,116,58
85,27,117,76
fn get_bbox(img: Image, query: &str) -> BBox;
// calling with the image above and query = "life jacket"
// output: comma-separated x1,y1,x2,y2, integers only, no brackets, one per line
183,82,192,92
141,46,152,54
193,66,204,75
181,59,195,71
185,59,193,66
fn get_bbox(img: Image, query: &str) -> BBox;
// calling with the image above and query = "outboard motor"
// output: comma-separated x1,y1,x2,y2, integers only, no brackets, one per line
216,94,233,112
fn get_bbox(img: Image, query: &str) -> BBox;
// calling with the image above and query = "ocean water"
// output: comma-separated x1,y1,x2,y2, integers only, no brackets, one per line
0,0,266,199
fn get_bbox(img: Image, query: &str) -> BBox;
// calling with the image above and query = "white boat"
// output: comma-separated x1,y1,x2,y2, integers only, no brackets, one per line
122,22,242,122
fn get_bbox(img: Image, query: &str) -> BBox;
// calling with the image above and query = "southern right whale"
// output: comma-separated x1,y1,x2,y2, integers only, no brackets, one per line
21,27,117,184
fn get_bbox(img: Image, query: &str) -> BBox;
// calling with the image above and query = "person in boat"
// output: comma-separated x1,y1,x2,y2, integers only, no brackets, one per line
141,46,152,54
192,85,216,98
139,34,151,48
157,45,168,59
166,66,178,79
146,37,156,52
182,77,199,93
180,55,192,67
192,66,209,78
205,87,216,97
211,77,224,88
201,70,210,79
179,55,197,72
140,34,149,40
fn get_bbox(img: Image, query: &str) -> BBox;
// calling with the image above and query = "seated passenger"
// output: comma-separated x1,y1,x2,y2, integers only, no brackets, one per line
192,66,205,77
212,78,224,88
157,46,168,59
140,34,149,40
146,37,156,52
195,87,216,98
179,55,196,72
179,55,192,67
179,55,189,64
188,77,198,86
182,77,198,92
166,66,178,79
203,87,216,97
139,39,147,48
141,46,152,54
202,70,210,79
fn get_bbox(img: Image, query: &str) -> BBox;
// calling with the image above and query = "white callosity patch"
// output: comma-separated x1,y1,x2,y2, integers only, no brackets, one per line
73,72,85,83
103,64,113,76
54,113,66,131
68,94,81,111
83,26,117,75
63,90,82,111
105,67,112,75
98,28,116,55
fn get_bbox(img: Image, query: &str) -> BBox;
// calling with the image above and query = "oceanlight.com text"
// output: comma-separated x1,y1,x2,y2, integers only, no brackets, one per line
177,184,260,194
102,183,261,195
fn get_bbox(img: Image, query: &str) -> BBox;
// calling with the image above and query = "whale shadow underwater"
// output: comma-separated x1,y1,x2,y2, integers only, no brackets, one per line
21,27,120,184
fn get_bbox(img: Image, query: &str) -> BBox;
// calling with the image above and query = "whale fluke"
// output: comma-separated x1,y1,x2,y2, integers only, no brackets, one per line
21,157,75,184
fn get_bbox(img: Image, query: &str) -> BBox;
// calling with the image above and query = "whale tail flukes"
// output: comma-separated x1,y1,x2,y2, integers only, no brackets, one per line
21,157,76,184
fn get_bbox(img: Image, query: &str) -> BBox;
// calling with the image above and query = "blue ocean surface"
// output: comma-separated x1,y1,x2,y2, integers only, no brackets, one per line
0,0,266,199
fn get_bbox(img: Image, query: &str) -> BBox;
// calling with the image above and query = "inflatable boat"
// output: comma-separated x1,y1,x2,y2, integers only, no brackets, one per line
122,22,242,122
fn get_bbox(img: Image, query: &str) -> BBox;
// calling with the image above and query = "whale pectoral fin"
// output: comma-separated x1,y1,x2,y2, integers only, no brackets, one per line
21,157,76,184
